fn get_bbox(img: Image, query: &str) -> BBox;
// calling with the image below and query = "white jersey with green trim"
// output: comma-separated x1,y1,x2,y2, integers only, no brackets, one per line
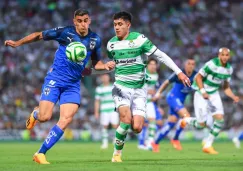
95,84,115,114
192,57,233,94
146,70,159,102
107,32,157,89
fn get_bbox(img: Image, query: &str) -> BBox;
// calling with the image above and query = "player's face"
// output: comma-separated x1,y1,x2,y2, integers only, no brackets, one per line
101,74,110,84
113,19,130,40
147,61,157,73
73,15,91,36
184,59,195,73
219,49,231,65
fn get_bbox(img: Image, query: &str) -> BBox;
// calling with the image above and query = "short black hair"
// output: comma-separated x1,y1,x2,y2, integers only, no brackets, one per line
148,58,158,64
186,57,195,61
113,11,132,23
74,9,89,17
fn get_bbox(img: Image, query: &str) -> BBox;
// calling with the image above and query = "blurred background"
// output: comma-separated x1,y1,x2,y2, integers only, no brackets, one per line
1,0,243,141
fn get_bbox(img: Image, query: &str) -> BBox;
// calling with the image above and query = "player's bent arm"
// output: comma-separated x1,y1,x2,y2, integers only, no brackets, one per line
150,49,182,75
195,73,206,93
223,81,238,100
156,80,170,95
5,32,43,47
82,68,114,76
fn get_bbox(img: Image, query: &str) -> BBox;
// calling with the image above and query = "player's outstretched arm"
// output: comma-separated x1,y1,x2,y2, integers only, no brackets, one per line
150,49,191,87
82,60,115,76
5,32,43,48
223,81,240,103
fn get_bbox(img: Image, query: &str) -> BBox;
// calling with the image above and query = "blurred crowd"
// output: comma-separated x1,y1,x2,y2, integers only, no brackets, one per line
1,0,243,136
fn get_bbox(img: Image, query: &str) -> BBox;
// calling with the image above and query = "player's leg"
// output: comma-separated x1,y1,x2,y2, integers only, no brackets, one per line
26,79,60,130
153,114,177,152
171,108,190,150
34,84,80,164
35,103,79,163
203,92,224,154
233,131,243,149
100,113,109,149
110,112,119,148
155,104,163,130
184,92,207,129
145,102,157,149
138,122,148,149
111,84,132,162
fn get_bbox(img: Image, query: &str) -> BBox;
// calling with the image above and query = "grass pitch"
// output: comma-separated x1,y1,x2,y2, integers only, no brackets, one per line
0,141,242,171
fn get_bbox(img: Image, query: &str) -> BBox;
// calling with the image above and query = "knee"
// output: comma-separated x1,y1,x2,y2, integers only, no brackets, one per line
199,122,206,127
214,114,224,121
132,123,143,133
38,111,52,122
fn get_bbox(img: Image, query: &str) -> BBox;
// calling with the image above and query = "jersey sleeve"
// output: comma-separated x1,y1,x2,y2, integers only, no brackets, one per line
199,61,212,77
141,35,157,56
106,43,113,59
226,67,233,82
168,73,177,83
91,36,102,61
95,87,101,100
42,27,65,41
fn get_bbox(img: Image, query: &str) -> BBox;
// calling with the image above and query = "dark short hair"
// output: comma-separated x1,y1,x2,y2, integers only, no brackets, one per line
74,9,89,17
186,57,195,61
113,11,132,23
148,58,158,64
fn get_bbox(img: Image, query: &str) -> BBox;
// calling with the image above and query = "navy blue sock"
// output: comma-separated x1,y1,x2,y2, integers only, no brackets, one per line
239,131,243,141
38,125,64,154
154,122,175,144
173,126,184,140
138,126,147,145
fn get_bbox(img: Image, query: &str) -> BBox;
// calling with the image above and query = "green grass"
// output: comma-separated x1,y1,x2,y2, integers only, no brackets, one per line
0,141,242,171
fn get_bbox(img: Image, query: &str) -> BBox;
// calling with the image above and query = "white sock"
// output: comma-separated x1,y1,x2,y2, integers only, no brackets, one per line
204,134,215,148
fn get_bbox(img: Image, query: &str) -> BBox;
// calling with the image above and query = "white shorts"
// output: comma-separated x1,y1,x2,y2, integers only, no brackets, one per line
112,83,147,117
194,91,224,123
100,112,119,126
146,102,156,119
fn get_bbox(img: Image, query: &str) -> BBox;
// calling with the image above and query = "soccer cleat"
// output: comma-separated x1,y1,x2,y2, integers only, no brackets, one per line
138,145,149,150
232,137,241,149
151,142,160,153
171,140,182,150
202,146,218,154
111,154,122,162
180,119,187,129
26,107,39,130
33,153,50,164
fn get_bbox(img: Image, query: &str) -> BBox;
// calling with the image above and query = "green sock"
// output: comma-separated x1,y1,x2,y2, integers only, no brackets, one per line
114,122,131,151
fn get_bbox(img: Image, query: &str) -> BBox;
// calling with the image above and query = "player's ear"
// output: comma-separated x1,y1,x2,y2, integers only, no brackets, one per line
73,18,77,26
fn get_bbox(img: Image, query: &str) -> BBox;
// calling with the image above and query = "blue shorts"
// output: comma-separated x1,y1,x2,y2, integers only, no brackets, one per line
40,78,81,105
166,94,184,118
153,102,162,121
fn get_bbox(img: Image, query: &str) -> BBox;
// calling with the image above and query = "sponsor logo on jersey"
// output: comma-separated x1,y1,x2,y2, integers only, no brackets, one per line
115,59,136,64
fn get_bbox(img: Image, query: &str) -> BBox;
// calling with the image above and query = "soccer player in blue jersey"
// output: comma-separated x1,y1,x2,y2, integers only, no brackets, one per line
152,57,197,152
5,9,115,164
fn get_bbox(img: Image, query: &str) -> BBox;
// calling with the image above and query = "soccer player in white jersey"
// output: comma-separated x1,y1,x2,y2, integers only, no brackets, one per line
107,11,191,162
184,47,240,154
138,58,160,150
95,74,119,149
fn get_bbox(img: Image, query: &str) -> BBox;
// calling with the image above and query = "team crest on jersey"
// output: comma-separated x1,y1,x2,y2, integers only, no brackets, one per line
44,87,51,96
128,40,135,48
90,40,96,50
